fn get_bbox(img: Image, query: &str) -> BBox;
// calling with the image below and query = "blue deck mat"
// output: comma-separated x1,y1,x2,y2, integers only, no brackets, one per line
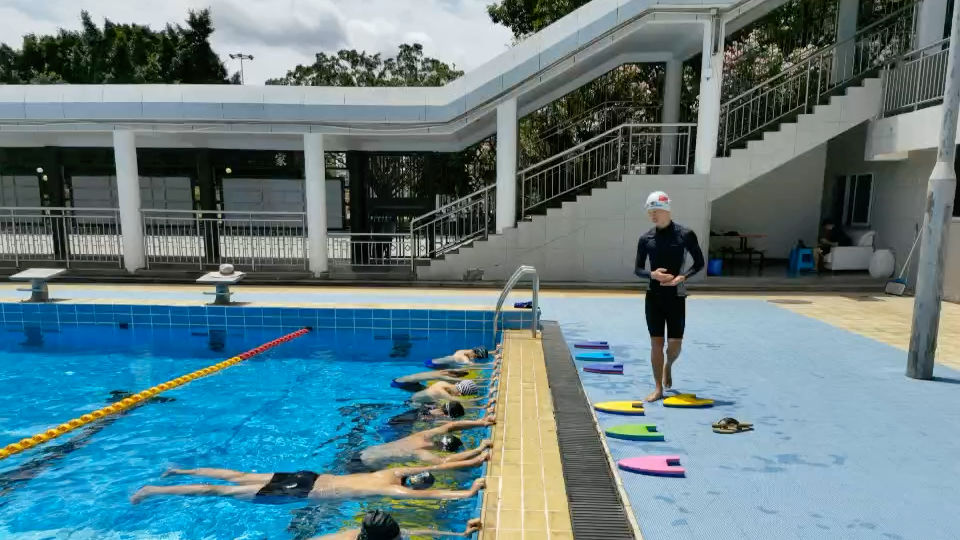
541,297,960,540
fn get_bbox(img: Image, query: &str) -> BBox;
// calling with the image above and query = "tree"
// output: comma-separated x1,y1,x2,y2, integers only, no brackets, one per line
265,44,463,86
0,9,230,84
487,0,592,39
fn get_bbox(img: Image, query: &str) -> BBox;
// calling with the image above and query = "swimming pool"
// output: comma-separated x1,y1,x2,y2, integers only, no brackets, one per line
0,306,501,539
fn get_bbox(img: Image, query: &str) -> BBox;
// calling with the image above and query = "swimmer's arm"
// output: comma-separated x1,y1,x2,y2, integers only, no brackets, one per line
634,236,651,279
440,441,492,463
389,478,485,500
436,420,493,434
398,451,488,475
306,530,357,540
681,229,705,278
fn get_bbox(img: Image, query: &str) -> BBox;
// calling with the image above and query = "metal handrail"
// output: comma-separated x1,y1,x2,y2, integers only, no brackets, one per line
492,265,540,342
408,184,496,267
881,37,951,116
410,184,495,228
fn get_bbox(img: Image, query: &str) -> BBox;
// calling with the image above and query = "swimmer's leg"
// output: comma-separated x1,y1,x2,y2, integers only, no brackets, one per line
163,468,272,485
131,483,259,504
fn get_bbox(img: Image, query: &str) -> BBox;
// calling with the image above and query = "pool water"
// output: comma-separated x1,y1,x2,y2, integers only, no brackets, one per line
0,324,492,540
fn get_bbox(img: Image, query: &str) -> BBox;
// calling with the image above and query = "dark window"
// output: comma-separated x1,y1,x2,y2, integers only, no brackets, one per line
842,174,874,226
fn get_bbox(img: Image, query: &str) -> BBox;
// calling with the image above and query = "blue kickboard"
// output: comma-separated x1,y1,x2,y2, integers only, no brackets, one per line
583,362,623,374
575,351,615,361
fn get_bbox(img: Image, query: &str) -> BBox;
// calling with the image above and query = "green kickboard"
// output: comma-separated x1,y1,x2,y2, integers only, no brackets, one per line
605,424,665,441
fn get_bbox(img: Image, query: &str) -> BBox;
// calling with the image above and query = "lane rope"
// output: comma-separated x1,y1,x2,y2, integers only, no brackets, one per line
0,327,312,461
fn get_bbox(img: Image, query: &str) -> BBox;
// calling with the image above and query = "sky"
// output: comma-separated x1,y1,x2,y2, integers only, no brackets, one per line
0,0,514,84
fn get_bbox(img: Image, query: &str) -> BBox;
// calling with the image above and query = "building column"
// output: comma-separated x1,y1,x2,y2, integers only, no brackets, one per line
918,0,951,48
304,133,328,276
833,0,859,83
113,130,145,273
660,59,683,174
496,97,518,233
695,19,723,175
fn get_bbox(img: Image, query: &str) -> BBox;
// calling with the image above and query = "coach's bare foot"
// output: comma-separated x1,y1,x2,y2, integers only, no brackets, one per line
131,487,155,504
644,388,664,402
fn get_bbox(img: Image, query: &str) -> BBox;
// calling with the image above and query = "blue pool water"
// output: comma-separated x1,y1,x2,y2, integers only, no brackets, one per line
0,323,492,540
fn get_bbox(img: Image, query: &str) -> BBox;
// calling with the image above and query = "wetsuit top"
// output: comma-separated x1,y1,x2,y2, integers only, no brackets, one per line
634,221,705,297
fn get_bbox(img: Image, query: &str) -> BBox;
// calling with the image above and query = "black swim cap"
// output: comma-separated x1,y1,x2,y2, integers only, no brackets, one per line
359,510,402,540
435,435,464,452
442,402,465,418
473,346,489,359
403,471,436,490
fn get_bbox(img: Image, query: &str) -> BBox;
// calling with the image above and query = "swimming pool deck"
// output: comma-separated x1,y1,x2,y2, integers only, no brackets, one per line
3,283,960,539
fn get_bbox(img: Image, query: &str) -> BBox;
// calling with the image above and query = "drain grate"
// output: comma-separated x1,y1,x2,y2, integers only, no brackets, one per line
541,321,636,540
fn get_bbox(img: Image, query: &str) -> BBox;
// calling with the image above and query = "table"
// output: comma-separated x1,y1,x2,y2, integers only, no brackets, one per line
711,233,767,275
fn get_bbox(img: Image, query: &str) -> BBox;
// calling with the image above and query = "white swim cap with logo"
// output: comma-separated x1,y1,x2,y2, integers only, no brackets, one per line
645,191,671,212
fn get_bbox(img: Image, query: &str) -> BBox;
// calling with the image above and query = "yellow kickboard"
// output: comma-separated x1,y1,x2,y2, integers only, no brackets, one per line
663,393,714,408
594,401,646,415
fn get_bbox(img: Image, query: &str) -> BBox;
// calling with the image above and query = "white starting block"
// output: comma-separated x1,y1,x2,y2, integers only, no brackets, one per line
10,268,67,302
197,264,246,305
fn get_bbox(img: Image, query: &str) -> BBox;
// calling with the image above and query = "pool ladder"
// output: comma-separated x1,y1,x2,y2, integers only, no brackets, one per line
492,265,540,342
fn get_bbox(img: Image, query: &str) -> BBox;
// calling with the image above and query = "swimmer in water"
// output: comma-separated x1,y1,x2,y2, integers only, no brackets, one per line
130,452,488,504
348,416,495,472
391,369,497,392
409,380,492,408
386,401,467,427
309,510,481,540
428,345,502,369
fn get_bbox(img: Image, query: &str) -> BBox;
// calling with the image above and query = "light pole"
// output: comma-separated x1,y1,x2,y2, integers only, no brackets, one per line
229,53,254,84
907,0,960,379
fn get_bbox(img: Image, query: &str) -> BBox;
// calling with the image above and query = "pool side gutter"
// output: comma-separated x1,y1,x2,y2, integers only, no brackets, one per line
540,321,640,540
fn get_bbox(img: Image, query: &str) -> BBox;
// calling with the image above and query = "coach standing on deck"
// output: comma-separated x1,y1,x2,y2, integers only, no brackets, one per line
634,191,705,402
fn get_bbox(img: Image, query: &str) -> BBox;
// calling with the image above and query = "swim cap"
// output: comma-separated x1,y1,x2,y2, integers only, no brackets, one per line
435,435,464,452
403,471,436,490
645,191,671,212
359,510,402,540
455,380,479,396
472,346,489,359
442,402,465,417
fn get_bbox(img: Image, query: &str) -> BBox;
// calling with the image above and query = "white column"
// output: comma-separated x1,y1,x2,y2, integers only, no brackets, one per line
695,20,723,175
304,133,328,276
112,130,144,273
918,0,951,48
833,0,859,83
660,59,683,174
496,97,518,233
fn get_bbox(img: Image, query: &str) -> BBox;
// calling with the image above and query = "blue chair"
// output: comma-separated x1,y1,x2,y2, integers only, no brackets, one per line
788,247,816,277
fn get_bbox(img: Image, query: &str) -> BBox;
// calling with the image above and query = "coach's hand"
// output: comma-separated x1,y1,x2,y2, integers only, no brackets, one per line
650,268,674,283
663,275,686,287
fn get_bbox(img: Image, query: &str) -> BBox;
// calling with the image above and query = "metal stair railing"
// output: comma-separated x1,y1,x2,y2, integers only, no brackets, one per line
881,37,950,117
518,123,696,219
492,265,540,343
718,1,918,157
409,184,496,270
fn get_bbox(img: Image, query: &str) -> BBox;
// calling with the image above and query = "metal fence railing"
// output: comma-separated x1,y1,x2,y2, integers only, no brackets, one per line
718,2,917,156
0,207,123,269
519,123,696,218
410,185,496,267
141,209,308,271
882,38,950,117
327,233,415,271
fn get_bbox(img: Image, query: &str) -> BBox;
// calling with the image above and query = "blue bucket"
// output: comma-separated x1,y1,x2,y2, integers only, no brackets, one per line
707,258,723,276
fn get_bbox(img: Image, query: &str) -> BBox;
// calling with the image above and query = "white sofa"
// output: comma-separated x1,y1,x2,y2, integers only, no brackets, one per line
824,229,875,271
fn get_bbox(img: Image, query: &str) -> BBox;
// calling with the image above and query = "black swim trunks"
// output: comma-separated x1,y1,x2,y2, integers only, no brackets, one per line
391,380,426,392
255,471,319,499
645,293,686,339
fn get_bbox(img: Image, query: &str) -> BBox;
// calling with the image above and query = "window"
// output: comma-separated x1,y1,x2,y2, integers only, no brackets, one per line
841,174,874,227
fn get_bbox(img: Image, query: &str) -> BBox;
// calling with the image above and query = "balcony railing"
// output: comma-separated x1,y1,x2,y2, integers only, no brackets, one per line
882,38,950,116
519,123,696,218
0,207,123,268
141,209,308,271
718,1,917,156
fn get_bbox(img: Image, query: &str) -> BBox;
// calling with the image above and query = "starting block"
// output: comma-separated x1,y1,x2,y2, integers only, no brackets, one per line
10,268,66,302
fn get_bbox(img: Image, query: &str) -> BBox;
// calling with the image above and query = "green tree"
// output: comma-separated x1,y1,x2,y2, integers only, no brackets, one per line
487,0,591,39
0,9,230,84
265,43,463,86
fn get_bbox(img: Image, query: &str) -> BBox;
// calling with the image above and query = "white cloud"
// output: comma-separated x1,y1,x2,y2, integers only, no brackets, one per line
0,0,512,84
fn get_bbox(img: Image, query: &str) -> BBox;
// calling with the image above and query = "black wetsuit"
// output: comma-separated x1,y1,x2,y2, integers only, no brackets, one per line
256,471,319,501
634,221,705,339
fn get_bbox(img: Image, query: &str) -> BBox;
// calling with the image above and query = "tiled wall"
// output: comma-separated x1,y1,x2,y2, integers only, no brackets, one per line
0,303,536,334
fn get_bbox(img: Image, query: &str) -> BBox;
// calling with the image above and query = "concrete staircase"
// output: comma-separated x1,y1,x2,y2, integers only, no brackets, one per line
709,76,884,201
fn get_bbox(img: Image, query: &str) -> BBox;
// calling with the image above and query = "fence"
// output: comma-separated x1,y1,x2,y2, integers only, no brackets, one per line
519,123,696,218
141,209,307,271
327,232,415,271
718,2,917,156
882,38,949,116
410,185,496,267
0,207,123,269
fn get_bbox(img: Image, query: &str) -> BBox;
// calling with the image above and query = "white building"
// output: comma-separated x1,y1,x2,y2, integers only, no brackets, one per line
0,0,958,299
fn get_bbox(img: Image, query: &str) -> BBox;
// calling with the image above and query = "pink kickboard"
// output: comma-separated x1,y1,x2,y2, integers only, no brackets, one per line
618,455,685,477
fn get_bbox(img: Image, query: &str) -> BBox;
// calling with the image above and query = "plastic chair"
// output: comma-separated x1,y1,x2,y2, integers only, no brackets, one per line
788,247,815,277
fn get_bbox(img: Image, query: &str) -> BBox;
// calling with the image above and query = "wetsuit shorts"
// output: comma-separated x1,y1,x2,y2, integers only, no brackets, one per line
255,471,319,500
644,293,686,339
391,380,426,392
